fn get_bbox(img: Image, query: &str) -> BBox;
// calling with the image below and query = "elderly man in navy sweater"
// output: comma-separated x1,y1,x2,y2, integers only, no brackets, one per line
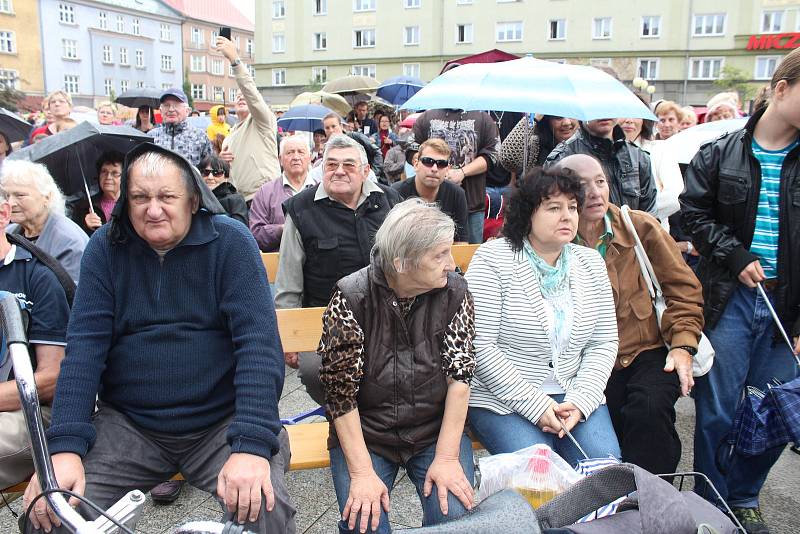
22,144,295,533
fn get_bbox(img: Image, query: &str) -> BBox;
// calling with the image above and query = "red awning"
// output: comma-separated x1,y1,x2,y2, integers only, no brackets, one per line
440,49,521,74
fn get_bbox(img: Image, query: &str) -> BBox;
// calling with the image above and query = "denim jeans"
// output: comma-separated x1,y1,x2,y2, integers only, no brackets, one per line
467,211,484,244
329,434,475,533
693,284,798,508
468,394,621,468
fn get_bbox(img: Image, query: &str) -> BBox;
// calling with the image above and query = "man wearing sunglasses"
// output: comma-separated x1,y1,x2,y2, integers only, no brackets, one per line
393,139,469,244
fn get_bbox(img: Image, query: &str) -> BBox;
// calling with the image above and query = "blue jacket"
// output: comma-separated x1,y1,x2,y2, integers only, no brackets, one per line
148,120,212,167
46,213,285,459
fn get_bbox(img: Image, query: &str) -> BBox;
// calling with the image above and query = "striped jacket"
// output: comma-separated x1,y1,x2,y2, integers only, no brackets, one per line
465,239,618,425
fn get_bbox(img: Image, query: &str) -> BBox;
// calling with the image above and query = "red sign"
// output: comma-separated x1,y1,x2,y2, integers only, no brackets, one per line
746,33,800,50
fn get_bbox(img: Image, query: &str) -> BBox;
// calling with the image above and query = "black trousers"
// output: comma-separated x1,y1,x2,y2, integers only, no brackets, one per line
605,346,682,474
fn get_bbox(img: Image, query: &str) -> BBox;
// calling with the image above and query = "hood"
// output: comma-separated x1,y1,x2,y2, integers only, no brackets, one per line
109,142,225,244
209,105,227,124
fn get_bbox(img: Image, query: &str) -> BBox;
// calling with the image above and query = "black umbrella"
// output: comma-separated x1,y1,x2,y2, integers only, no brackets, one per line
0,107,33,143
114,87,162,109
8,122,152,204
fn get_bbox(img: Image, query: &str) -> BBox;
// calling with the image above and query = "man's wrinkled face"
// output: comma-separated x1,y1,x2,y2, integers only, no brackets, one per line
280,139,311,179
322,147,368,202
160,97,189,124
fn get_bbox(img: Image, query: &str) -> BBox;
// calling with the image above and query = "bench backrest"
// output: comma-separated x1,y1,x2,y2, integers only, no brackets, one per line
261,252,280,283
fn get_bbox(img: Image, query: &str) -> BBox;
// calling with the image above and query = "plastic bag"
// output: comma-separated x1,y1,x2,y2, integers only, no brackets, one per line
476,444,582,506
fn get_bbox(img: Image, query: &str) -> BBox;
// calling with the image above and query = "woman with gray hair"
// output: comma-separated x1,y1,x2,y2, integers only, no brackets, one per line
319,198,476,534
0,160,89,282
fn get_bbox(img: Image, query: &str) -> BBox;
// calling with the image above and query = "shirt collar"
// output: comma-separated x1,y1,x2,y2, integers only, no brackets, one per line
574,212,614,253
282,172,316,194
2,244,31,267
314,178,384,207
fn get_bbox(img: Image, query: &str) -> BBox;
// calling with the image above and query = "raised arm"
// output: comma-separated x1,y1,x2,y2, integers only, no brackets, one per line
216,36,275,132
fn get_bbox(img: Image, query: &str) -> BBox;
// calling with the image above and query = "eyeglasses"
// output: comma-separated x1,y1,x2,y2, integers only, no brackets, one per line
99,171,122,179
419,156,449,169
160,103,185,111
200,169,226,177
324,159,360,173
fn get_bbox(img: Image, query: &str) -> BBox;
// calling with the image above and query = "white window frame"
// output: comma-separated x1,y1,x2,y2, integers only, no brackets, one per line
115,14,124,33
102,45,113,64
548,19,566,40
314,0,327,15
161,82,171,90
496,21,523,42
272,33,286,53
272,0,285,19
403,63,420,78
0,69,19,89
135,49,144,68
191,83,206,100
0,1,12,14
213,86,224,102
229,87,238,102
592,17,612,40
404,0,421,7
62,38,78,59
160,23,171,41
312,65,328,84
353,0,376,12
351,64,376,78
0,31,16,54
58,3,75,25
103,78,113,96
760,10,784,33
191,27,204,47
98,11,107,30
353,28,376,48
136,81,145,89
246,38,254,57
637,58,659,80
132,18,140,36
63,74,79,94
640,15,660,38
119,47,129,65
313,32,327,50
272,68,286,86
404,26,420,46
754,56,780,80
160,54,173,72
455,23,473,44
248,64,256,78
190,55,206,72
211,59,224,76
693,14,726,37
689,57,724,80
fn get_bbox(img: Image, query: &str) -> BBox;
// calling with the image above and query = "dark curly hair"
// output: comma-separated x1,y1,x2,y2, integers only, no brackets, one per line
503,167,584,253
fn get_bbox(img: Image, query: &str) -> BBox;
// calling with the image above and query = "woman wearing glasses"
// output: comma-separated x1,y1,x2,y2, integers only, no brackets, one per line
198,154,248,226
71,151,125,237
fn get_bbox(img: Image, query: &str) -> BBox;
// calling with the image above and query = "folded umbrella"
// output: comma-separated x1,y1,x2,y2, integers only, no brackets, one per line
0,107,33,143
277,104,336,133
114,87,162,109
377,75,426,106
290,91,351,117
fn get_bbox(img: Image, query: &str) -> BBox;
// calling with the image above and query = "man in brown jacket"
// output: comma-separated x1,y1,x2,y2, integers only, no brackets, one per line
561,154,704,475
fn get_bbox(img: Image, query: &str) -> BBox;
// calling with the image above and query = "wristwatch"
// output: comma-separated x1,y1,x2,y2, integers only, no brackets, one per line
231,58,241,67
685,242,694,254
673,345,698,356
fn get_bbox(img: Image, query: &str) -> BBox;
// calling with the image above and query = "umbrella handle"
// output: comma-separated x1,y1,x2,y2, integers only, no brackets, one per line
756,282,800,366
76,147,95,215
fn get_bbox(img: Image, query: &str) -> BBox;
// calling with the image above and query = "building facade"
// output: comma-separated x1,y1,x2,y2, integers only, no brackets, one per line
38,0,184,107
255,0,800,106
162,0,255,112
0,0,46,109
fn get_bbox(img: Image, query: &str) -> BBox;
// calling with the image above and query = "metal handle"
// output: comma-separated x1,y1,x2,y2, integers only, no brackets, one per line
755,283,800,367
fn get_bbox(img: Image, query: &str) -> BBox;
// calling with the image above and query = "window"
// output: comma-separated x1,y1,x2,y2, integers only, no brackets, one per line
132,18,140,36
120,79,128,92
98,11,107,30
693,14,726,36
689,57,723,79
755,56,780,80
136,81,144,88
0,0,12,14
405,0,421,7
119,47,129,65
353,0,375,11
0,31,15,54
353,28,376,48
63,74,79,94
102,45,113,63
313,32,327,50
590,58,611,68
210,30,218,43
549,19,566,40
213,86,224,101
235,36,241,50
246,38,254,57
592,17,612,39
456,0,473,4
637,58,659,80
162,82,171,90
403,63,420,78
59,3,75,24
456,23,473,43
641,15,660,37
496,21,523,42
272,68,286,86
190,55,206,72
191,27,204,46
352,64,376,78
135,49,144,68
161,54,173,71
160,23,171,41
248,64,256,78
103,78,113,96
314,0,327,15
210,59,223,75
761,10,784,33
312,66,328,83
404,26,420,45
272,33,285,53
116,14,124,33
62,39,78,59
0,69,19,90
191,83,206,100
229,87,238,101
229,64,235,76
273,0,285,18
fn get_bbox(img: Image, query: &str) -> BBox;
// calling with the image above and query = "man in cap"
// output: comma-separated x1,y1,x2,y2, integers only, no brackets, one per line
148,88,212,167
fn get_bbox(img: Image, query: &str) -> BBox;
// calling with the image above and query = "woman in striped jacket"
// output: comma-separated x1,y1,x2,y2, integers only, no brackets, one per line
465,168,620,467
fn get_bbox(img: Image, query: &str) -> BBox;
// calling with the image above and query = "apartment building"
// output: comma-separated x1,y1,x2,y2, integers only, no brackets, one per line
255,0,800,105
0,0,46,110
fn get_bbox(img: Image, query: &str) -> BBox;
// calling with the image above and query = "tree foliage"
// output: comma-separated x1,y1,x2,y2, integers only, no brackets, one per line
713,65,759,101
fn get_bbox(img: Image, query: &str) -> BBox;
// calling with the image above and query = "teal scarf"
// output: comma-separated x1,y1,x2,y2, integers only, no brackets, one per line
522,240,572,299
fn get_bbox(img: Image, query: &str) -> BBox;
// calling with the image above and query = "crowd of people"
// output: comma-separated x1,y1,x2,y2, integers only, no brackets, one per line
0,38,798,534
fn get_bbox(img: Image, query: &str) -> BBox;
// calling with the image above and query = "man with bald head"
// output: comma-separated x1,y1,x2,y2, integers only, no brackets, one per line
249,136,316,252
560,154,705,476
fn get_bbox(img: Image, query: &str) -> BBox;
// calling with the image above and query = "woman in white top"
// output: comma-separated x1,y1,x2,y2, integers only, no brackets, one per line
465,168,620,466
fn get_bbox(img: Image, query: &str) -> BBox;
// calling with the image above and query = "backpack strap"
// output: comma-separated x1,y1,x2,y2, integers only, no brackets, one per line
7,233,76,307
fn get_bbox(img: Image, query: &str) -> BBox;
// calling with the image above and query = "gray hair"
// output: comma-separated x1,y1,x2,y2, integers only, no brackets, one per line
279,135,312,156
323,134,368,166
374,199,455,276
127,150,198,201
0,160,65,216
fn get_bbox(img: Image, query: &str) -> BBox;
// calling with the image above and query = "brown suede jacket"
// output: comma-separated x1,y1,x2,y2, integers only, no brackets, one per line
595,204,704,369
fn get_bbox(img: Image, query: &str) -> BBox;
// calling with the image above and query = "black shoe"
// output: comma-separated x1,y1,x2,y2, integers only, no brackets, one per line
150,480,184,504
732,507,770,534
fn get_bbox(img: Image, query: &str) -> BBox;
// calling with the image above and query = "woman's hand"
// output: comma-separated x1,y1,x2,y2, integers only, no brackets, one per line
84,212,102,230
536,403,562,435
343,470,390,533
553,402,583,437
423,456,474,516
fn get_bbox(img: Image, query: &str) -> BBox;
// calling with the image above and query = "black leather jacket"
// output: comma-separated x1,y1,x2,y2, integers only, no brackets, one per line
680,107,800,335
348,131,384,181
545,124,657,215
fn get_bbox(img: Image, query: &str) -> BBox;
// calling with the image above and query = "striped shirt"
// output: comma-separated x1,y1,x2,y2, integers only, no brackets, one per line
750,139,798,279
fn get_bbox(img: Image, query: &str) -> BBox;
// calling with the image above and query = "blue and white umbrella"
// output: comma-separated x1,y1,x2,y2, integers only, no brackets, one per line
377,75,426,106
401,56,656,121
277,104,336,133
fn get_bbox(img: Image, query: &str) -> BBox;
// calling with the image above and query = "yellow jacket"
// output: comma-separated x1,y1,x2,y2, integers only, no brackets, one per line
207,105,231,142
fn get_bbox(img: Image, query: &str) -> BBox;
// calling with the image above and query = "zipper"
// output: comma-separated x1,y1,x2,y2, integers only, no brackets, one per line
156,253,164,301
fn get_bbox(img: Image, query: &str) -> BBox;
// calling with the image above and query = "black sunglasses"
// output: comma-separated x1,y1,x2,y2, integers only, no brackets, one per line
419,156,449,169
201,169,226,177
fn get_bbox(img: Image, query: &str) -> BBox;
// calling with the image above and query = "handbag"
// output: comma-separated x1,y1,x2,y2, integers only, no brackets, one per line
619,206,714,377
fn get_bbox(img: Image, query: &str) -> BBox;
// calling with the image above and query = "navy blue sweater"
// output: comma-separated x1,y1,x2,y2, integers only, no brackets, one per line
47,213,285,459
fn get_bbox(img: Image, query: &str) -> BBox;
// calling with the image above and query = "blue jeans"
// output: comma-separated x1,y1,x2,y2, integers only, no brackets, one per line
693,285,798,508
329,434,475,533
467,211,484,244
468,395,621,468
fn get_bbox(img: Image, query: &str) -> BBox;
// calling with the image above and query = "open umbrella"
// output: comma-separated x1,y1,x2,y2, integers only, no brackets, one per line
323,75,379,95
8,122,151,203
115,87,162,109
399,112,421,129
662,118,748,165
377,75,426,106
0,107,33,143
290,91,351,117
401,55,655,121
277,104,336,133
